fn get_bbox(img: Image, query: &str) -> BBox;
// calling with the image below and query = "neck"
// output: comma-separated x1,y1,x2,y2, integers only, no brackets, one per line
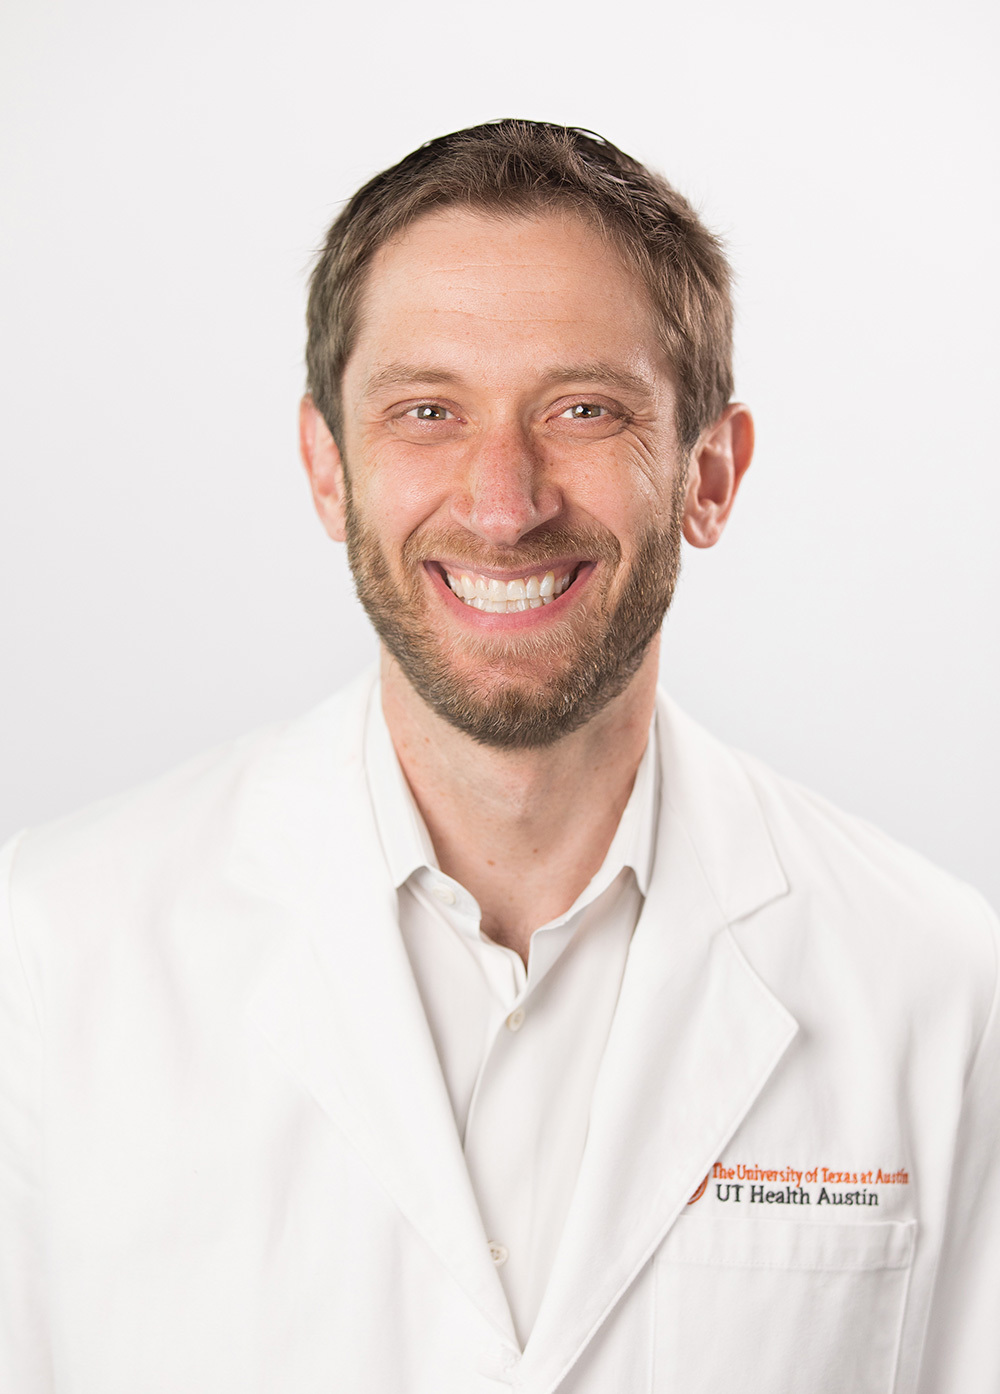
380,640,660,962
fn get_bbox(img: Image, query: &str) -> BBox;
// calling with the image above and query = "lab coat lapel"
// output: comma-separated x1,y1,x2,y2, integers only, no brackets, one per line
520,696,799,1393
233,673,516,1343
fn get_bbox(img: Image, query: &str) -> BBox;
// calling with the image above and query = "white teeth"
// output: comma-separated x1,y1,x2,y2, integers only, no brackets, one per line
443,566,576,612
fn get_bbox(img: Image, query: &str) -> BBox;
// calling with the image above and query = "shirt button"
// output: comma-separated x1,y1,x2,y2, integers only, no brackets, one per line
506,1007,525,1032
432,883,456,905
488,1240,509,1266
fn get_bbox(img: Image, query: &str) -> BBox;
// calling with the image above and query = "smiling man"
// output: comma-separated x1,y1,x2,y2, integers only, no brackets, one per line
2,121,998,1393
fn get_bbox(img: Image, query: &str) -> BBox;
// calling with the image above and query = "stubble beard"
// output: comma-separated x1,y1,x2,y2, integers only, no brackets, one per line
343,473,687,749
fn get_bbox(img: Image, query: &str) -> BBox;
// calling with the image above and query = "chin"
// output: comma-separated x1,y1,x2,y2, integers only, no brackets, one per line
392,636,651,750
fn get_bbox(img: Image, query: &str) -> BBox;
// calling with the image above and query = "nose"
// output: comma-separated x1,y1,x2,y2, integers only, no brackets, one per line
453,424,563,546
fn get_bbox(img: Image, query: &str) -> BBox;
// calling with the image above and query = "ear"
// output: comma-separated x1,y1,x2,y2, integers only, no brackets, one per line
299,394,348,543
681,403,754,549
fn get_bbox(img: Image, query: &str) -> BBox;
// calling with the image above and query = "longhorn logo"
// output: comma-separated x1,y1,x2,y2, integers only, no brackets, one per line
686,1173,709,1205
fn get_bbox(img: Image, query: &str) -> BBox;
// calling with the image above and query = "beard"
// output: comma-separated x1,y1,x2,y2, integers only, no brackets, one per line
343,474,686,749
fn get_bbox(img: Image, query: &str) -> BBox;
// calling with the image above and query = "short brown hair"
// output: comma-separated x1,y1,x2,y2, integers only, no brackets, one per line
306,119,733,450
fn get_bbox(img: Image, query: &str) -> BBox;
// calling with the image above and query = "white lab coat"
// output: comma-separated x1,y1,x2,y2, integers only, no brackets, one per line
1,670,997,1393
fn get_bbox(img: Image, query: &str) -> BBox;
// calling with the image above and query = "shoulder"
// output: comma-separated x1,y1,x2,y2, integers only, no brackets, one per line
731,741,1000,1093
657,691,998,1010
739,745,999,1055
2,668,376,930
739,742,995,943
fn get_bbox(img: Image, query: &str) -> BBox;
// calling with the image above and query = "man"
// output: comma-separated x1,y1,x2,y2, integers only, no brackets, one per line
1,121,997,1392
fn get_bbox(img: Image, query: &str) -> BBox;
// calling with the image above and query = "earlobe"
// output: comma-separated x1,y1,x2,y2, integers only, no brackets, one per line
299,395,348,543
681,403,754,549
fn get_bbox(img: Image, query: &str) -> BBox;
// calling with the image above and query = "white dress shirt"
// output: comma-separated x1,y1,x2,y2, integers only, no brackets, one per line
363,687,659,1345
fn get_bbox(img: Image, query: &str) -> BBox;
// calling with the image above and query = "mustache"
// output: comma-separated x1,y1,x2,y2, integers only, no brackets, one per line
401,524,622,572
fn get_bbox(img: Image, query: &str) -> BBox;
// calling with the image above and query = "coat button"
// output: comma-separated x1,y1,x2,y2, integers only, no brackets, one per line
506,1007,525,1032
487,1240,509,1266
478,1346,520,1385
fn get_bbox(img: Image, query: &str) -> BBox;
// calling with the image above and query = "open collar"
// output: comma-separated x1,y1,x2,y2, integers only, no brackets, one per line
363,676,660,900
233,670,797,1383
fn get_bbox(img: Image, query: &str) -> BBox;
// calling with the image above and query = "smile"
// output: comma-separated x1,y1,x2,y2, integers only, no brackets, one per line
442,567,574,613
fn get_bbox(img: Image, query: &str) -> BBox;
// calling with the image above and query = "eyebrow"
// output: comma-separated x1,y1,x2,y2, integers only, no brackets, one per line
361,361,657,400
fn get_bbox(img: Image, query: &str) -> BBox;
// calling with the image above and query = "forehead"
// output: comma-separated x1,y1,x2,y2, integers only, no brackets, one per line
345,207,666,389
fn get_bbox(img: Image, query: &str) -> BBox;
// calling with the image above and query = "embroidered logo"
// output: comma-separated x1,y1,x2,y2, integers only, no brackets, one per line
709,1161,910,1208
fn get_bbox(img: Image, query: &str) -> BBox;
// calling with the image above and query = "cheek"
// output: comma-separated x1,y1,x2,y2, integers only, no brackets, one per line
552,442,676,536
621,434,682,506
350,444,454,538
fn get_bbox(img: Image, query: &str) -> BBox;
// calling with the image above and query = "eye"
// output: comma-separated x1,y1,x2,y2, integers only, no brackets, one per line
561,402,607,419
405,403,453,421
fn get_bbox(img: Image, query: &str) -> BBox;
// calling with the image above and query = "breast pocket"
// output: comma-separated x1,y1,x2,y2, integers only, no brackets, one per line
653,1216,916,1394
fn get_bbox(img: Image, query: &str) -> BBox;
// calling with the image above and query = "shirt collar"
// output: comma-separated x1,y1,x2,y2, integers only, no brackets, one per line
363,680,659,898
364,682,438,887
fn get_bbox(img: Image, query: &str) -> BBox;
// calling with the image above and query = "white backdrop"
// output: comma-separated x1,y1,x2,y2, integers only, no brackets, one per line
2,0,997,907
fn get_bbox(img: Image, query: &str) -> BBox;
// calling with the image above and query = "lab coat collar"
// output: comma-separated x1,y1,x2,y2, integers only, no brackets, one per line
232,671,797,1380
234,669,518,1343
519,692,797,1391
